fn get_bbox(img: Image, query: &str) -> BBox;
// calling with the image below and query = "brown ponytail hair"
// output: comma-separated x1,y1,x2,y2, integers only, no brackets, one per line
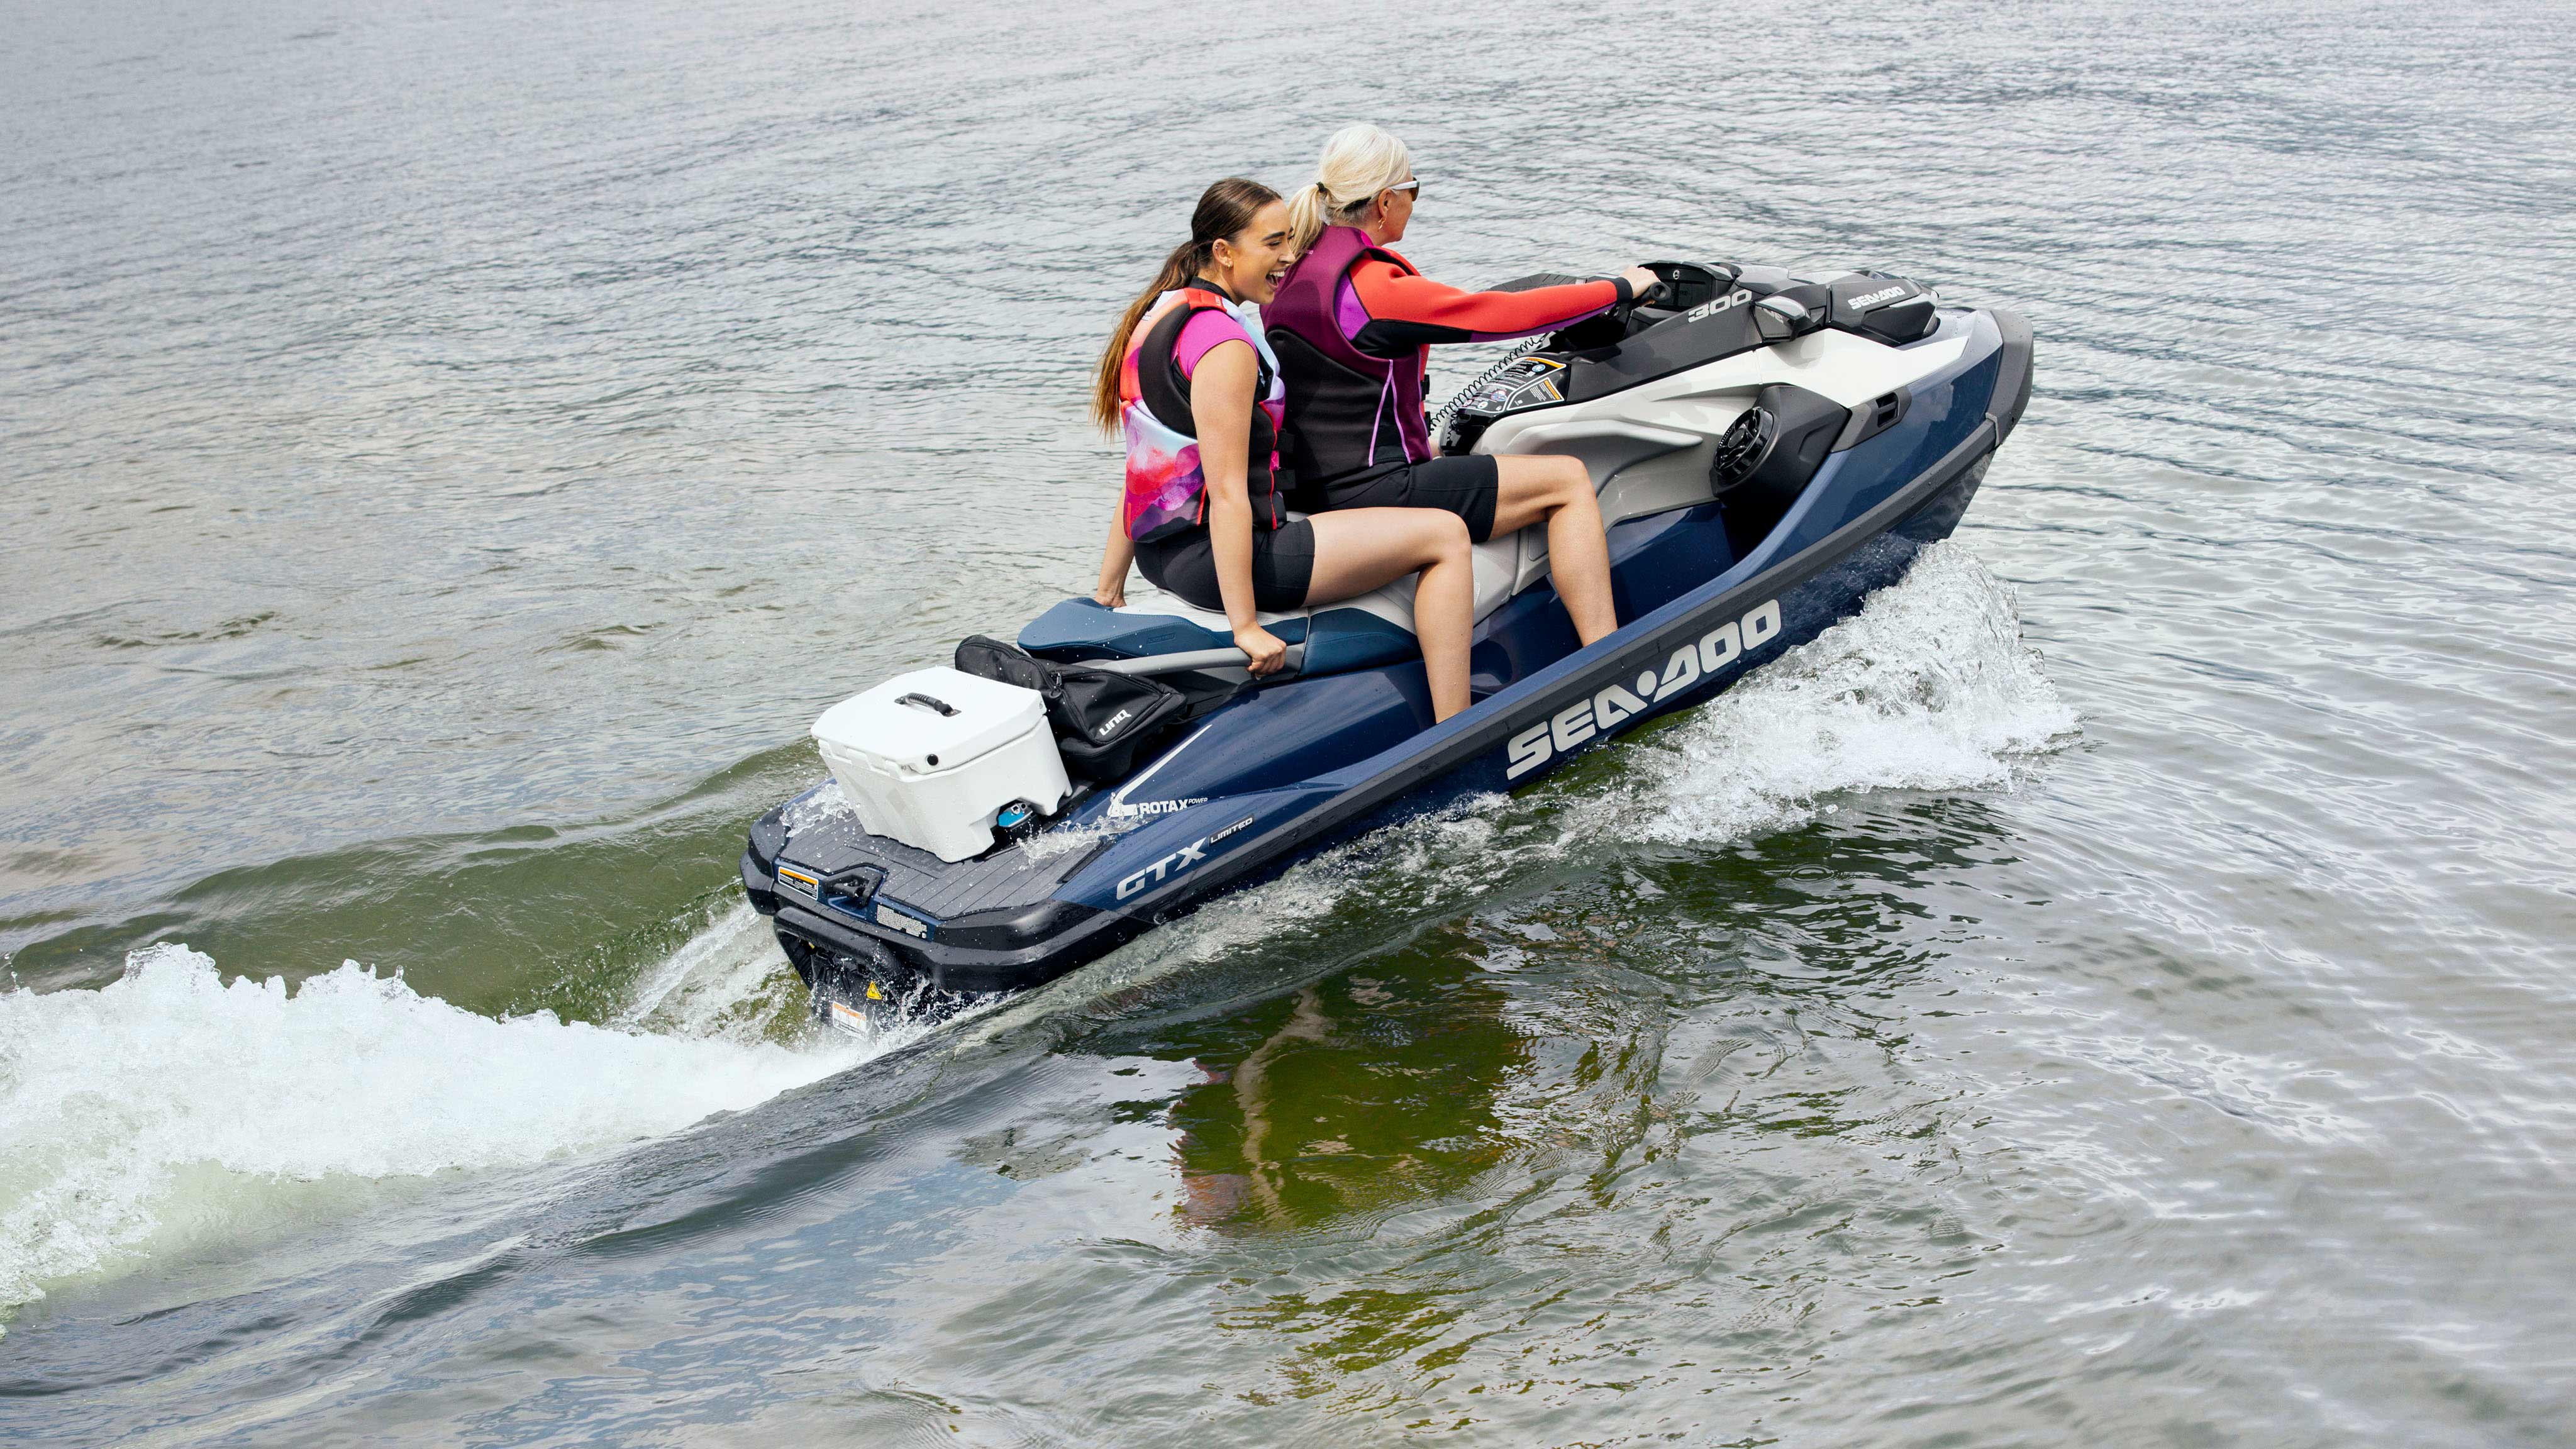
1091,177,1280,433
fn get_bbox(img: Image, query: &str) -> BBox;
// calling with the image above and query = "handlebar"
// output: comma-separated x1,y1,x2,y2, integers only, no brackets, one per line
1087,644,1306,677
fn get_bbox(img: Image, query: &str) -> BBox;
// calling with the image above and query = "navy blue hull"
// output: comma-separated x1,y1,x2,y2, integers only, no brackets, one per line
1263,453,1988,877
747,307,2031,1008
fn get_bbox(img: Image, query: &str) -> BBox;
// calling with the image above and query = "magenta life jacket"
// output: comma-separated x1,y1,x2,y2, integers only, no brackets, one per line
1263,225,1432,494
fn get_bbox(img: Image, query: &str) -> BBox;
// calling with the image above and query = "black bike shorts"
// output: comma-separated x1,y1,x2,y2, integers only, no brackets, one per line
1316,455,1502,543
1134,518,1317,614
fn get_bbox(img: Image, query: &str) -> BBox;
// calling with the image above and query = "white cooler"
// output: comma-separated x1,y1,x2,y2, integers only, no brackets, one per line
811,667,1070,863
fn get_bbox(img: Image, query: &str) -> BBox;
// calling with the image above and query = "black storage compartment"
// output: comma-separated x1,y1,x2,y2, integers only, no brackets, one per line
1828,272,1938,346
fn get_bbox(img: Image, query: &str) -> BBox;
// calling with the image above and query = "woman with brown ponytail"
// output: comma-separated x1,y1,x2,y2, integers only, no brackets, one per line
1091,179,1481,723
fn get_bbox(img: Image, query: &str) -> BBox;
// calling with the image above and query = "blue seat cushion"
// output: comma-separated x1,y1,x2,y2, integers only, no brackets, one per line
1017,598,1414,675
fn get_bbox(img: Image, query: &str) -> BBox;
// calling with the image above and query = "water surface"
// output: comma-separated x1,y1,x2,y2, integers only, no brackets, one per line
4,0,2574,1443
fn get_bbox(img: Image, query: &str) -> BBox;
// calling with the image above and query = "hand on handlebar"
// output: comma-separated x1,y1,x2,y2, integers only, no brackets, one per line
1619,265,1662,303
1234,624,1289,676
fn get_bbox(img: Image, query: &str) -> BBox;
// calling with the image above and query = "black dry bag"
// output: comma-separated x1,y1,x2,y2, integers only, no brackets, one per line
953,635,1192,783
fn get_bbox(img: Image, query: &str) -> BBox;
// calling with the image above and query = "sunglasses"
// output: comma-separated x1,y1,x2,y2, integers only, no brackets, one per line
1385,178,1421,197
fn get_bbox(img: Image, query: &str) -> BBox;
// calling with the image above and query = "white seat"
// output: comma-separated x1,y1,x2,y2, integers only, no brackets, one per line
1119,526,1527,639
1116,584,1306,634
1328,531,1523,634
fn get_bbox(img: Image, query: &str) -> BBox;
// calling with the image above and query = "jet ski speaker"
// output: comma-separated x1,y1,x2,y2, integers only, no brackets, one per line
1711,385,1849,499
1708,406,1777,494
1712,383,1850,554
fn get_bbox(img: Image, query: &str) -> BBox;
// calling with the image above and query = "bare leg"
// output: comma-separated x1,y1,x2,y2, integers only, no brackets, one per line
1303,508,1475,721
1489,455,1617,646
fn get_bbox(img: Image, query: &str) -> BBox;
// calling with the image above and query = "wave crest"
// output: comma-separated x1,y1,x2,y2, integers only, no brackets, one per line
0,943,855,1324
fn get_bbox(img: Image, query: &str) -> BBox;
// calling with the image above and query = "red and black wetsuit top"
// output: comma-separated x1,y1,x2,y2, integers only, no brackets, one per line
1263,225,1633,492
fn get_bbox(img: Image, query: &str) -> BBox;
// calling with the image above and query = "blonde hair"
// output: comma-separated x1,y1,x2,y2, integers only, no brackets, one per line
1286,123,1414,253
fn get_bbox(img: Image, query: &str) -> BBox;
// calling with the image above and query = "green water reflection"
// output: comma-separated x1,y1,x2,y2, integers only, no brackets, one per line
1153,930,1530,1231
1061,791,2024,1406
1128,790,2021,1231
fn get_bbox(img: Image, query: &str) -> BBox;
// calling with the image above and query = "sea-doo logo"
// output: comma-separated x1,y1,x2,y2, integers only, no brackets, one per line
1504,600,1782,781
1849,285,1908,309
1117,836,1211,901
775,865,819,900
1685,289,1755,323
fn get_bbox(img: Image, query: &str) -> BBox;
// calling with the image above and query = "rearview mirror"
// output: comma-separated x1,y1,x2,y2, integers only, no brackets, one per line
1753,294,1811,341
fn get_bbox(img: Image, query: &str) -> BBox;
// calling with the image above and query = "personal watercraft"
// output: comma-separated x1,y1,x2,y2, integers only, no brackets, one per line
741,260,2035,1031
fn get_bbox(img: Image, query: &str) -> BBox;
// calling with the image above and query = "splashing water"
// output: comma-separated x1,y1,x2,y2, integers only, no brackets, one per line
0,940,865,1327
1291,541,2075,907
1018,814,1140,862
779,777,854,838
613,898,811,1041
1591,539,2080,844
784,770,1131,865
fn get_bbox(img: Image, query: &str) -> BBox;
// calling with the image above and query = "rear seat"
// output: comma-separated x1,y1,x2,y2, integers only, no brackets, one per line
1021,524,1528,676
1022,418,1745,675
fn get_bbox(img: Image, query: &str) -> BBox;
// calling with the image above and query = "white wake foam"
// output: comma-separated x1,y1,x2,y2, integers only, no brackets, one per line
613,898,809,1041
1585,538,2079,843
0,941,860,1326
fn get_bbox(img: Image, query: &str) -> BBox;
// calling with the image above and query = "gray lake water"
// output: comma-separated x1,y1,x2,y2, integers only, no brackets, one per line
4,1,2574,1443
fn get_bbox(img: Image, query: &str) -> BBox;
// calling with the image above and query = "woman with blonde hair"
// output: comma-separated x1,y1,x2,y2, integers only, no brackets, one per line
1091,177,1482,721
1269,124,1655,647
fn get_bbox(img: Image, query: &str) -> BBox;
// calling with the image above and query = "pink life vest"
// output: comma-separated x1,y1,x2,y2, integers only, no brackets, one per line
1118,285,1287,542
